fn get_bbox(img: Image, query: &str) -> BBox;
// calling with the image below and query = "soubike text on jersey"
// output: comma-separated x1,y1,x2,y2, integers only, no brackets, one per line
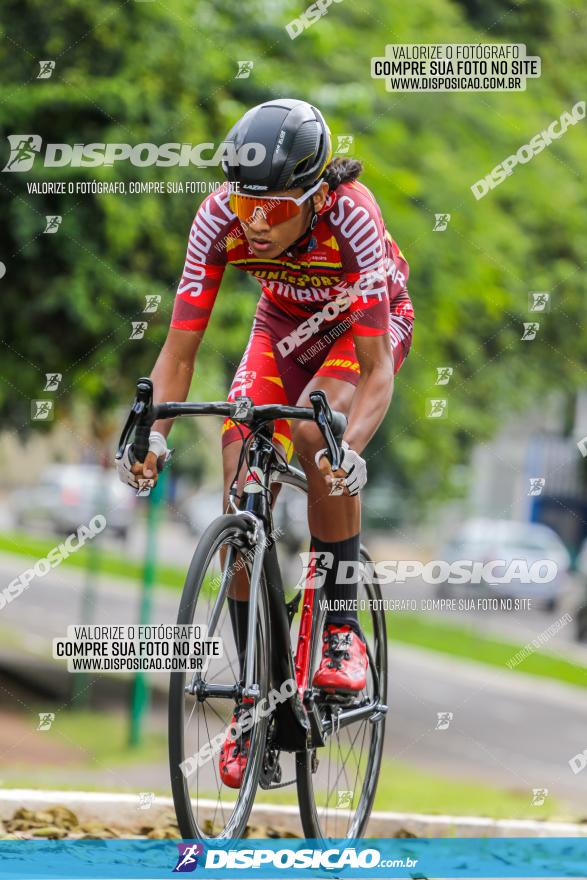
225,185,406,305
174,180,410,322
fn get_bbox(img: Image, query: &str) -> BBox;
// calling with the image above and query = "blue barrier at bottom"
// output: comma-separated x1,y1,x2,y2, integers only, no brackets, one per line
0,837,585,879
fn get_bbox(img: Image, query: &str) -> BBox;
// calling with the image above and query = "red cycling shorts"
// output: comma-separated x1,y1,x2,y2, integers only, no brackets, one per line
222,295,381,459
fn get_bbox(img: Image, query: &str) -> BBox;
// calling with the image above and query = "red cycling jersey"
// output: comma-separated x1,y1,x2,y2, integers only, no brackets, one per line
171,179,414,455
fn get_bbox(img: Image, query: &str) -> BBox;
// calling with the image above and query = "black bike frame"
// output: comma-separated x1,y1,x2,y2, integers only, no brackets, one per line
117,379,384,753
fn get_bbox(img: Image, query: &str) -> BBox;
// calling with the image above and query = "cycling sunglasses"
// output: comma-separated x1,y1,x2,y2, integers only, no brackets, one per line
228,178,323,227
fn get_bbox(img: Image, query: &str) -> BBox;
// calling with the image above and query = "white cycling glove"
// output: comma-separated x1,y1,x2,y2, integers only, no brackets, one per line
116,431,171,490
314,440,367,496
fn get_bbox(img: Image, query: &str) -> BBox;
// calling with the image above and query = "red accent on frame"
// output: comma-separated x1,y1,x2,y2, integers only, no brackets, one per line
294,549,318,696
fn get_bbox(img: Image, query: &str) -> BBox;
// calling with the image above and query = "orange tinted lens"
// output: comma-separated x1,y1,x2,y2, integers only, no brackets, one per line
229,193,301,226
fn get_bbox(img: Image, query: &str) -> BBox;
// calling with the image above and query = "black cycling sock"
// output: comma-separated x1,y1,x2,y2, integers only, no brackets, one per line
227,597,249,680
310,534,364,640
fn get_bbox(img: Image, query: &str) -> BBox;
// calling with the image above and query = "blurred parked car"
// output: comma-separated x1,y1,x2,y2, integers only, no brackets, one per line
574,537,587,641
12,464,135,540
180,485,307,552
437,518,571,611
180,490,223,537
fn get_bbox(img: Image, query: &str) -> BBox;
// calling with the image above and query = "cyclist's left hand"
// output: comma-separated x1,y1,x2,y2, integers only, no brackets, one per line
314,441,367,496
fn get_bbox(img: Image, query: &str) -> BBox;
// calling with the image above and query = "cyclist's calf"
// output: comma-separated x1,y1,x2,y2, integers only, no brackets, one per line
291,420,359,542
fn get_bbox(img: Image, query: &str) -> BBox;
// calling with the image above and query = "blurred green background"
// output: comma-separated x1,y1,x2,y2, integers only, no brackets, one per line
0,0,586,831
1,0,586,508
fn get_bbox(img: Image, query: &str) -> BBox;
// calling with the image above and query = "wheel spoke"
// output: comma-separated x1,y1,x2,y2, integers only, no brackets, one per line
297,567,386,840
170,523,268,839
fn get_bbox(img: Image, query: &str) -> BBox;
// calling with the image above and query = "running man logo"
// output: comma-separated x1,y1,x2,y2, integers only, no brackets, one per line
3,135,42,172
528,477,545,496
529,292,550,312
137,791,155,810
435,366,453,385
129,321,148,340
433,213,451,231
297,550,335,590
336,135,354,155
426,398,448,419
37,712,56,731
435,711,453,730
521,322,539,340
44,373,62,391
37,60,56,79
235,61,254,79
31,400,54,421
233,369,257,396
44,215,62,234
173,843,204,872
143,294,161,313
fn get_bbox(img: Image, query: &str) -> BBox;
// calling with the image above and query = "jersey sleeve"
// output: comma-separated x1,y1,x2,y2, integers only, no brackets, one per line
329,181,414,373
387,237,414,373
170,187,237,332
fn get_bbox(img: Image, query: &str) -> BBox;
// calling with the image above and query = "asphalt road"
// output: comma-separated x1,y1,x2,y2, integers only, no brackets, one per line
386,643,587,811
3,494,585,650
1,553,586,811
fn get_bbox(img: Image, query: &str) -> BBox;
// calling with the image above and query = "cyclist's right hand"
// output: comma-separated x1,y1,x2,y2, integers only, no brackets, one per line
116,431,170,489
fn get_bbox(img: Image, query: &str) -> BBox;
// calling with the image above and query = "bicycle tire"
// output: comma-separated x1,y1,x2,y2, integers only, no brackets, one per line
169,514,270,839
295,545,388,839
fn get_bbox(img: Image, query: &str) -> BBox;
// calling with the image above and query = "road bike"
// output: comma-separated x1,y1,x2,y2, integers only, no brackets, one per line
117,378,388,840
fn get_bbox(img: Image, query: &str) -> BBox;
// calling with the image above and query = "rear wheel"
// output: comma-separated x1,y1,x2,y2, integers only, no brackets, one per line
169,514,270,839
295,547,387,839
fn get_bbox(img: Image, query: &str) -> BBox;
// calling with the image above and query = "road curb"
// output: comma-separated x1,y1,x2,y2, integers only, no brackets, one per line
1,790,585,837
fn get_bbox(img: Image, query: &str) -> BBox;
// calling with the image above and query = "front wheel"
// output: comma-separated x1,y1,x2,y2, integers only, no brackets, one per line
169,514,270,839
296,546,387,839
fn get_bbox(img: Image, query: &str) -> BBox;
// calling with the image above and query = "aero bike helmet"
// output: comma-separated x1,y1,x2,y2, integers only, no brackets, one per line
222,98,332,194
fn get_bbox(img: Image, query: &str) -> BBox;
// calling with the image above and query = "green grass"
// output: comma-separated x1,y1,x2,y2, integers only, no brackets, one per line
371,757,569,820
46,709,168,766
4,708,582,821
0,530,185,590
1,708,168,793
261,756,573,820
38,708,166,768
391,613,587,689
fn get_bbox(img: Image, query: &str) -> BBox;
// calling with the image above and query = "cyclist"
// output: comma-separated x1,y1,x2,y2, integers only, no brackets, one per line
117,98,413,788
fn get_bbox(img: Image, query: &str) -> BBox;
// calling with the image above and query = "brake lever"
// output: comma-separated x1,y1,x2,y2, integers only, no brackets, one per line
115,377,154,461
115,408,138,459
309,390,346,472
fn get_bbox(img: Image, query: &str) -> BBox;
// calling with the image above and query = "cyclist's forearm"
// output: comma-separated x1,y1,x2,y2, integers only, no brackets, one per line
344,366,394,455
151,330,202,438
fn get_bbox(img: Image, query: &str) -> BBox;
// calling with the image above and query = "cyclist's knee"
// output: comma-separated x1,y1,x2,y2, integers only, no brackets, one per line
291,420,323,467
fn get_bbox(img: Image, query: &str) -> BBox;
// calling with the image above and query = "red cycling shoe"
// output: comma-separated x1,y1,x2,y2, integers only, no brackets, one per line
312,624,368,694
219,697,254,789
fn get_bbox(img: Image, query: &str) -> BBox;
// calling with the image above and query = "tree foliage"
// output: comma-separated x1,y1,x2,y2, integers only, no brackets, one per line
1,0,586,512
